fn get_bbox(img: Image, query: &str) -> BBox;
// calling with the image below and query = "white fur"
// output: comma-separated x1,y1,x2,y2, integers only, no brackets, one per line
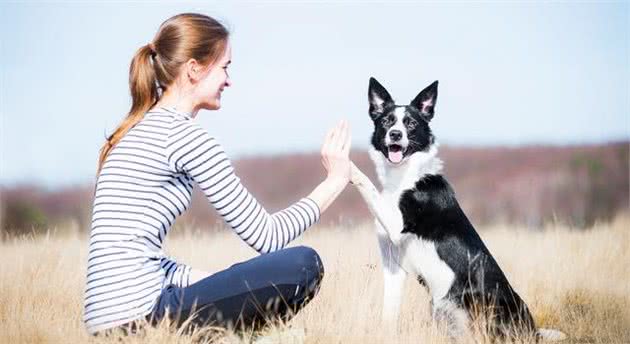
368,143,442,193
377,231,406,322
400,237,455,300
385,107,409,148
432,298,471,338
537,328,568,341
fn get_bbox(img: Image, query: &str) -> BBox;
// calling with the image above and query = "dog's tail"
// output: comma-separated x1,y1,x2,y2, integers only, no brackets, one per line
537,328,567,342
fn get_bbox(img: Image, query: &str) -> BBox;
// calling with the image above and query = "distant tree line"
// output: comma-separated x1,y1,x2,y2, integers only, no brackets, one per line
1,142,627,238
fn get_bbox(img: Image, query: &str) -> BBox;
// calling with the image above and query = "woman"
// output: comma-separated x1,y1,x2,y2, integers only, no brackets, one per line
83,13,351,335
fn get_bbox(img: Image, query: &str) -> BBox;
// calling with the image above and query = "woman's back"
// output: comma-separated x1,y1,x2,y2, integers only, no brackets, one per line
84,108,195,333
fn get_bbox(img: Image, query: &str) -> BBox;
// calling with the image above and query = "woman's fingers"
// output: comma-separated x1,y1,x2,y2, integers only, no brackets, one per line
332,121,345,151
341,121,352,157
339,120,351,155
321,122,341,170
325,121,339,153
342,129,352,156
322,120,351,163
318,120,353,182
329,122,341,151
333,120,349,153
321,126,334,156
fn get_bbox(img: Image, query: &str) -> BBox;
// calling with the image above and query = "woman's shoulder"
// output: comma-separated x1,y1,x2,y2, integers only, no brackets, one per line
166,118,218,144
165,123,229,173
164,119,226,157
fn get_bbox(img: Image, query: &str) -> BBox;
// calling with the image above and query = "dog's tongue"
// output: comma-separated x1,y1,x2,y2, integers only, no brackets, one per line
388,150,403,164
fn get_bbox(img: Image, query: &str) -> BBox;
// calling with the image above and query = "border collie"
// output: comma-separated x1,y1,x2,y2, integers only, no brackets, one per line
349,77,566,341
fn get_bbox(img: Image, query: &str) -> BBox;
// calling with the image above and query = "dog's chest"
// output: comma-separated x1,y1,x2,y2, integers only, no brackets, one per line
378,189,455,300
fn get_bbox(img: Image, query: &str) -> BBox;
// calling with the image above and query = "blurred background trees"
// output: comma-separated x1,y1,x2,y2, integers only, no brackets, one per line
1,142,627,237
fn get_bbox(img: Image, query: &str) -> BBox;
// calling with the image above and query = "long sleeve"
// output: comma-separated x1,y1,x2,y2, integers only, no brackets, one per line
166,121,320,254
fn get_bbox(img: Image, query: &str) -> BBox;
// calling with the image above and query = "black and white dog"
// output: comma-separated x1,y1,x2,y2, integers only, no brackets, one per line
350,78,566,341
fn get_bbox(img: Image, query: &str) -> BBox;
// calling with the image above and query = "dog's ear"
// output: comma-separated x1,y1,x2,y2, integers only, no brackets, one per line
368,77,393,120
410,80,438,121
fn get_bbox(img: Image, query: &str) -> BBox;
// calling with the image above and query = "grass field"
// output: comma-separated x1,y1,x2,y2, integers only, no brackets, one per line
1,215,629,343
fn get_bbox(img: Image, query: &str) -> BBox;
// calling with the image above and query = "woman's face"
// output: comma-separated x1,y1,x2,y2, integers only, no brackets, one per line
195,43,232,111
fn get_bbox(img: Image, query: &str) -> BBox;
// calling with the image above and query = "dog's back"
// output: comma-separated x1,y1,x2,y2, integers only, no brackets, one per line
400,173,537,337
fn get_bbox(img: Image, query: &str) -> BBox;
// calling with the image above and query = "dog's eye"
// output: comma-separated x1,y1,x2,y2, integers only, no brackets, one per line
381,115,394,125
407,120,417,129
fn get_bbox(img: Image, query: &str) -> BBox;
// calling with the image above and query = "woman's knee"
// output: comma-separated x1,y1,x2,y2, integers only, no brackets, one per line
289,246,324,284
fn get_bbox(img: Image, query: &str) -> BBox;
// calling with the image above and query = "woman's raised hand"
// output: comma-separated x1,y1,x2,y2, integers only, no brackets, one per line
306,120,352,213
320,120,352,184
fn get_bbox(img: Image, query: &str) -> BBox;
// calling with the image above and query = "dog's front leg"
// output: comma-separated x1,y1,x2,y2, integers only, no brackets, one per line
377,231,406,326
351,163,404,245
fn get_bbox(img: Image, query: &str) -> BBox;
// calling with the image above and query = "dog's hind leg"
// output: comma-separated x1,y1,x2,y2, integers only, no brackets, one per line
377,231,407,325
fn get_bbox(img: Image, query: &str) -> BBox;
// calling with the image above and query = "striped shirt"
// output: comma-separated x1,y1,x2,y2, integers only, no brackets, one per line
83,106,320,334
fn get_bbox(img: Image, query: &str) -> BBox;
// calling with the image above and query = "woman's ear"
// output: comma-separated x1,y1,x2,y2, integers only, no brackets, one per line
186,58,202,82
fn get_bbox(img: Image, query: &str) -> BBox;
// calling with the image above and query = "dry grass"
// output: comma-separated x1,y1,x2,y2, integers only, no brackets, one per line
1,215,629,344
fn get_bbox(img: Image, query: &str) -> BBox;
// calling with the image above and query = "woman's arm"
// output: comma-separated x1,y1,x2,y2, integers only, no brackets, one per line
166,120,351,255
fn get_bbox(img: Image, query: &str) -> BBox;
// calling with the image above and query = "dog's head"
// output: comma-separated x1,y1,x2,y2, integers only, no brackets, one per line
368,77,438,165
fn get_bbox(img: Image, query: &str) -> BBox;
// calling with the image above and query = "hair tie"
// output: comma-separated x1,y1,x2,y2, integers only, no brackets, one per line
148,42,157,56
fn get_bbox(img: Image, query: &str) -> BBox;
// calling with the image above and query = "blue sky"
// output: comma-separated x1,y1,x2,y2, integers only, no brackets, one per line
1,1,628,188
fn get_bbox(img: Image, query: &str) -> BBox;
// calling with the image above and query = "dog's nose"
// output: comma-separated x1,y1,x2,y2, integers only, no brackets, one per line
389,130,402,142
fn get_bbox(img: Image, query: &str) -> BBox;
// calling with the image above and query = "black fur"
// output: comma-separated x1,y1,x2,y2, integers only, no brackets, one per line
400,175,536,337
369,77,537,339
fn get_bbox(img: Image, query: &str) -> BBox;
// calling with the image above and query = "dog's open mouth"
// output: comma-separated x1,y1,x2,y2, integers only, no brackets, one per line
387,144,405,164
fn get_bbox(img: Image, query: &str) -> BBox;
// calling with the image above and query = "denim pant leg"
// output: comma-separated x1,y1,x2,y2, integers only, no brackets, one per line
149,246,324,330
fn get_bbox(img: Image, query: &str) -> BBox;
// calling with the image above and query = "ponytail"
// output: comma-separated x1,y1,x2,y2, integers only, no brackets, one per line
97,44,158,174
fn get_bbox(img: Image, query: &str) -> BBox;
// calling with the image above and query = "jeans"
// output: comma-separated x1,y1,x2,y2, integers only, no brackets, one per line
148,246,324,331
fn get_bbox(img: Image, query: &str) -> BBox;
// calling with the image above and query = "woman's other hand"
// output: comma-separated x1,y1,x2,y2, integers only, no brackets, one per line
320,120,352,183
